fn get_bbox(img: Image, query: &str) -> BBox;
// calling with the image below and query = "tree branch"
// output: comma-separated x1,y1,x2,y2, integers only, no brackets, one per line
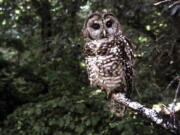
169,0,180,8
154,0,172,6
112,93,180,134
154,0,180,8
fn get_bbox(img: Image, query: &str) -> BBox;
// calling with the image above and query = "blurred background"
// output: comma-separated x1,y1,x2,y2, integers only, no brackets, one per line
0,0,179,134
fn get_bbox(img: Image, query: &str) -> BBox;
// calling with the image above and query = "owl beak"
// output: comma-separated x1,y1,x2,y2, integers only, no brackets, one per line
102,30,107,38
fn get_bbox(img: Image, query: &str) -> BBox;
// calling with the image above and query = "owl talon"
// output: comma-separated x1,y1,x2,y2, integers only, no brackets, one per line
106,91,113,99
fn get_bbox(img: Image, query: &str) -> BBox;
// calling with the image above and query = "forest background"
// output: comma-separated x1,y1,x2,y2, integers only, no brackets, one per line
0,0,180,135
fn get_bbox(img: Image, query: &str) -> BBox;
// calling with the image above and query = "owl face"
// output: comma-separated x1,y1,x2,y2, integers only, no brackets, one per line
83,12,121,41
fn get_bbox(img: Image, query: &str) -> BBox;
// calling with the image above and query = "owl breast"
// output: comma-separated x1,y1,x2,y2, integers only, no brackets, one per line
85,36,127,93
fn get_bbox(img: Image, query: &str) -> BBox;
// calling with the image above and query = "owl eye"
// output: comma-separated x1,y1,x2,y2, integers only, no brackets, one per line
106,20,113,28
91,23,100,30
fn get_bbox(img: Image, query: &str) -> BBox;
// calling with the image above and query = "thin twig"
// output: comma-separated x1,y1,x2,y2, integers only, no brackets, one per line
171,79,180,125
169,0,180,8
172,79,180,111
165,76,179,91
154,0,172,6
164,76,180,126
154,0,180,8
165,76,180,113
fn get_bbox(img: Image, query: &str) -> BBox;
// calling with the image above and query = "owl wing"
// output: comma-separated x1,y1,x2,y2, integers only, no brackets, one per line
124,36,134,66
120,36,134,97
110,35,134,117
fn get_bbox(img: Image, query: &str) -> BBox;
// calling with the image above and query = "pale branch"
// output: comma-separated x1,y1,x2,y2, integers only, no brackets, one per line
154,0,172,6
169,1,180,8
154,0,180,8
112,93,180,134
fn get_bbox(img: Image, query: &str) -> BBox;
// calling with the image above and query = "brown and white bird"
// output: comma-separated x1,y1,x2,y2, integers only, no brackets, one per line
83,12,134,117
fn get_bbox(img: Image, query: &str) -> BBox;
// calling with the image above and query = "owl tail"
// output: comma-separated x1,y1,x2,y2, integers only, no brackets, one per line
110,97,126,117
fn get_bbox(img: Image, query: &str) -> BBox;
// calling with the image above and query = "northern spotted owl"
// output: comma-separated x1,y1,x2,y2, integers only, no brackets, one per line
83,12,134,117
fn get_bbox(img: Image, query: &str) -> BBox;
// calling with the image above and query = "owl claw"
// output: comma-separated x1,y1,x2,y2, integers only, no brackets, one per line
106,90,113,99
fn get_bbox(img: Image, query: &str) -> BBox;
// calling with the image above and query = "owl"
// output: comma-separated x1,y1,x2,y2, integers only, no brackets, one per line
83,12,134,117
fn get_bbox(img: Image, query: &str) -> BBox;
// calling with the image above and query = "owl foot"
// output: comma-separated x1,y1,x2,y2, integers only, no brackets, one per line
106,90,113,99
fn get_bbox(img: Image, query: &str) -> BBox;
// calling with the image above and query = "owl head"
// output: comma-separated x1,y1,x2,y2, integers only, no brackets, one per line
83,12,122,41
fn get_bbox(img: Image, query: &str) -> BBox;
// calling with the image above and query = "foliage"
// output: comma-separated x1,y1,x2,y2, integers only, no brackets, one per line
0,0,179,134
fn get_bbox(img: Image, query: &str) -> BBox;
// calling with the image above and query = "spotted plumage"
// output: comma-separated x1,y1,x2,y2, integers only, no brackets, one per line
83,12,134,117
